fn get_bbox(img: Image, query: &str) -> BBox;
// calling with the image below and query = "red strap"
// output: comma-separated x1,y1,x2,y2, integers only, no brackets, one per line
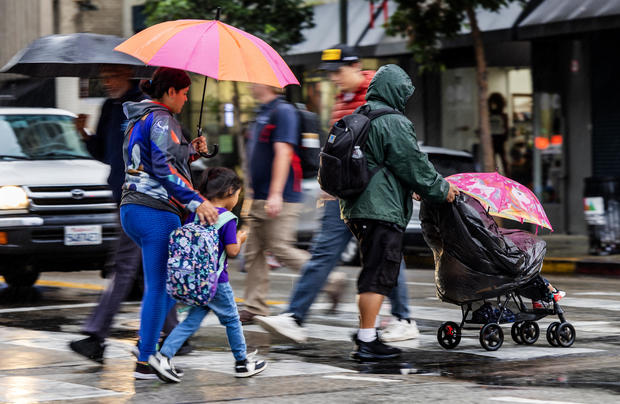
383,0,388,23
369,1,375,28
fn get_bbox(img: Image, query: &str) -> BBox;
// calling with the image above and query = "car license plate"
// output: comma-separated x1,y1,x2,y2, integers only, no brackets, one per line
64,225,102,246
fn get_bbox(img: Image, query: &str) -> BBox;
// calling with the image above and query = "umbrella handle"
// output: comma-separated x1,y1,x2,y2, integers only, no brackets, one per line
199,144,219,158
196,126,218,158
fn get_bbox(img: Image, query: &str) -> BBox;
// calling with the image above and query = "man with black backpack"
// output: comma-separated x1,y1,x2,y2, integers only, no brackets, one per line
338,64,459,360
239,84,311,324
255,46,420,345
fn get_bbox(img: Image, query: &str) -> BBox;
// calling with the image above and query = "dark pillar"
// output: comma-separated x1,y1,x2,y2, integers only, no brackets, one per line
565,39,591,234
339,0,348,44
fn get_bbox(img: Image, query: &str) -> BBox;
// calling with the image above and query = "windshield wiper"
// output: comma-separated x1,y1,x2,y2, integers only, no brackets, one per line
32,151,91,159
0,154,30,160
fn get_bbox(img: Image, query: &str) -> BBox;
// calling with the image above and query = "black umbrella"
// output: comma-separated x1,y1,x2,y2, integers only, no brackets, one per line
0,33,155,78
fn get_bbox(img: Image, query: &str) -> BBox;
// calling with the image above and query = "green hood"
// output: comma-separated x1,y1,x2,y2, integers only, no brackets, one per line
340,64,449,228
365,64,414,112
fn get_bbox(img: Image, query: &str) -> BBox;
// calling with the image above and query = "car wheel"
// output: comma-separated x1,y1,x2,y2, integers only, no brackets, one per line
340,239,360,266
1,263,40,287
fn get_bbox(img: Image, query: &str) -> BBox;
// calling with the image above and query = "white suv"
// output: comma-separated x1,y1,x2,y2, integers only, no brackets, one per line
0,108,119,287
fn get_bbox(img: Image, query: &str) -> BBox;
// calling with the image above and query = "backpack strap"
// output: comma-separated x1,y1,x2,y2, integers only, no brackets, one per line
357,105,403,120
213,211,238,274
355,105,403,177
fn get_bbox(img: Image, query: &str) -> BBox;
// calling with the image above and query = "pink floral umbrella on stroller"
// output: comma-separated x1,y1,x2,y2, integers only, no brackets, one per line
446,172,553,231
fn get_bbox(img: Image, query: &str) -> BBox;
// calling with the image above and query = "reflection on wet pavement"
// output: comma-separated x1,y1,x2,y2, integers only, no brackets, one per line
2,268,620,402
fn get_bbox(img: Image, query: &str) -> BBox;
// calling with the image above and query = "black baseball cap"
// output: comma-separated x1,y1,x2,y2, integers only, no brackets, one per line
318,44,360,71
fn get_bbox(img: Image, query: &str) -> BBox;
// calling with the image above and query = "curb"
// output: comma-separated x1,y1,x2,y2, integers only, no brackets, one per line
542,256,620,276
575,258,620,276
403,255,620,276
542,257,578,274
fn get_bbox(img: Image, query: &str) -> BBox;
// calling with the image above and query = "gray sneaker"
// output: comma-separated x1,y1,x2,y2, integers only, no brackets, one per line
148,352,182,383
254,313,307,343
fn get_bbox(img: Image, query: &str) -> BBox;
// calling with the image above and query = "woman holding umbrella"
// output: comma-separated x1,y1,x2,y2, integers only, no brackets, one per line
119,67,218,379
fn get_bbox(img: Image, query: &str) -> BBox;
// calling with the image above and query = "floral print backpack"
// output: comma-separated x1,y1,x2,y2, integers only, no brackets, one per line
166,211,237,306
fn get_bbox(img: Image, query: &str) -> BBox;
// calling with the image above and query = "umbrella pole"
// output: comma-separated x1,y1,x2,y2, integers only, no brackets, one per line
196,75,218,158
195,7,222,158
198,7,222,158
197,75,207,137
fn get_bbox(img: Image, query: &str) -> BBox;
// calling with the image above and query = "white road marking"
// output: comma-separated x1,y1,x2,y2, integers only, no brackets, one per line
0,302,137,314
573,291,620,297
323,374,401,383
557,297,620,311
0,327,134,360
268,271,435,286
490,397,585,404
0,377,124,402
174,352,354,377
458,346,602,360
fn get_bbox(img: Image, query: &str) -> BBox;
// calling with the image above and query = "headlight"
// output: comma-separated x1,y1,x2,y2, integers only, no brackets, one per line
0,186,29,210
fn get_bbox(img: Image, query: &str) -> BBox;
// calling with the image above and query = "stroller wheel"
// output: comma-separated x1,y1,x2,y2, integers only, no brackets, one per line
511,321,524,344
437,321,461,349
546,322,560,346
555,322,576,347
519,321,540,345
479,323,504,351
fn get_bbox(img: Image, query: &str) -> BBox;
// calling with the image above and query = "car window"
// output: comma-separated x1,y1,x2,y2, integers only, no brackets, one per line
428,154,475,177
0,114,91,159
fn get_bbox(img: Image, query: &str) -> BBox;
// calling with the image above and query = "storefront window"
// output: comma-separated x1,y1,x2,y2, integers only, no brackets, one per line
533,92,564,203
507,93,534,188
440,67,534,183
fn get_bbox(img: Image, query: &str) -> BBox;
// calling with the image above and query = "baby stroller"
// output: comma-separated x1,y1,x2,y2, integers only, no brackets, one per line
420,194,576,351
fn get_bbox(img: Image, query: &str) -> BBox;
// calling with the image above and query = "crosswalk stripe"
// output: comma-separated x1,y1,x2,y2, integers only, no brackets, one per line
0,377,124,402
323,375,401,383
490,397,585,404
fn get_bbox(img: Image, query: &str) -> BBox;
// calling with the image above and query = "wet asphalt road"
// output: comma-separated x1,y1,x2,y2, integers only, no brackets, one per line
1,263,620,403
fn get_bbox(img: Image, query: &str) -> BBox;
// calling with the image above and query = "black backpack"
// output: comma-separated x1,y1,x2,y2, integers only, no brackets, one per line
269,100,323,179
318,105,402,199
295,103,323,179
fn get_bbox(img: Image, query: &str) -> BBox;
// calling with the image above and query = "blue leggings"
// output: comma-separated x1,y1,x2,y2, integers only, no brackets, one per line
120,203,179,362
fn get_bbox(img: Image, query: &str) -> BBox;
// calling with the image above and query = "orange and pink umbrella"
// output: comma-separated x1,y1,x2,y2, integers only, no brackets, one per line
114,14,299,156
114,19,298,88
446,172,553,231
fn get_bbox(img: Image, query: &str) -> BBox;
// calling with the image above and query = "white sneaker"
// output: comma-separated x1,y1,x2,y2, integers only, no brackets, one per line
148,352,181,383
379,319,420,342
254,313,307,343
235,351,267,378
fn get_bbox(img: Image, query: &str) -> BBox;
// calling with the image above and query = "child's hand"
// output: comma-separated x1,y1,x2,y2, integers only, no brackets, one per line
237,229,248,245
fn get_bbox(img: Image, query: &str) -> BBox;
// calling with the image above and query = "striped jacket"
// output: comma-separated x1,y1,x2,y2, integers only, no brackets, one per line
121,100,205,213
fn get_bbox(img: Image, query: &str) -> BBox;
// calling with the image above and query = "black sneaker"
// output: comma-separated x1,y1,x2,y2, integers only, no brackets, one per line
148,352,182,383
351,334,401,361
235,354,267,378
134,362,159,380
69,336,105,364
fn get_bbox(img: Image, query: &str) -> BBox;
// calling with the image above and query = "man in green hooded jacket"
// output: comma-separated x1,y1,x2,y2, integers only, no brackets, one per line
342,64,459,360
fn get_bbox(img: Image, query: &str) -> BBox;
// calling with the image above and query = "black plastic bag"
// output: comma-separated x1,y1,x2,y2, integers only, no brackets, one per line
420,194,546,304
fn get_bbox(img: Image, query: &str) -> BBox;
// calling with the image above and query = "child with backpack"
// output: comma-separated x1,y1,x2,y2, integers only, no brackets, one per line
149,167,267,382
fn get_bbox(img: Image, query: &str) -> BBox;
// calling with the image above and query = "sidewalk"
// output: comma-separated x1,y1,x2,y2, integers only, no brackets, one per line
539,234,620,276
